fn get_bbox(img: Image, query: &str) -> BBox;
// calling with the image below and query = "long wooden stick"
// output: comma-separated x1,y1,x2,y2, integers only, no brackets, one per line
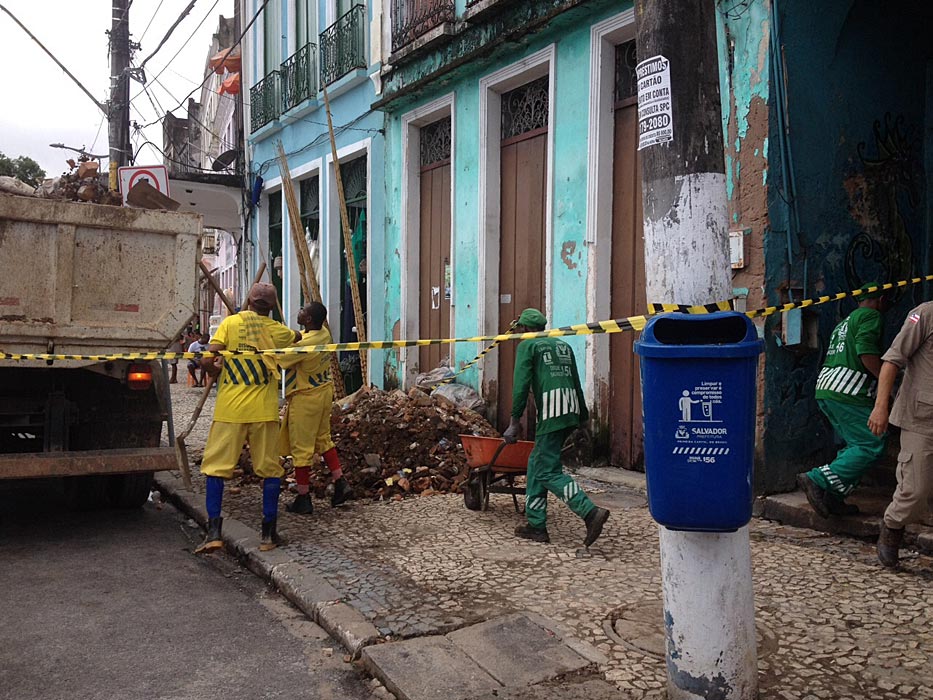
175,262,237,489
275,142,346,398
242,261,267,307
198,260,236,314
322,86,368,386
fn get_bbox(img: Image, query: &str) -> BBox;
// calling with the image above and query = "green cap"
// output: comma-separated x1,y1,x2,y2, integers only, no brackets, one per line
517,308,547,328
858,283,883,300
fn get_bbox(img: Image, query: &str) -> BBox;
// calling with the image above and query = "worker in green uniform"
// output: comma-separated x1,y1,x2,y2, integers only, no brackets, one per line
797,285,889,518
503,308,610,547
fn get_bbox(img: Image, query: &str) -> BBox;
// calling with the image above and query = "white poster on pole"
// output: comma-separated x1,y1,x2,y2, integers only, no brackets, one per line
636,55,673,150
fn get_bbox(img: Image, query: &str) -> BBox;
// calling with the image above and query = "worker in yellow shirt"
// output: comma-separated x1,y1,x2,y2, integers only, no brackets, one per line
278,302,351,514
196,283,301,553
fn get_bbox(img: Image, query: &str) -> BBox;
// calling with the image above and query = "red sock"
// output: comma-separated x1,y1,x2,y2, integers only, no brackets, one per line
322,448,342,481
294,466,310,495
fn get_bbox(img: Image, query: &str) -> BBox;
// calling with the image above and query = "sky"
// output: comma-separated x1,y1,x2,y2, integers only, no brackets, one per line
0,0,235,178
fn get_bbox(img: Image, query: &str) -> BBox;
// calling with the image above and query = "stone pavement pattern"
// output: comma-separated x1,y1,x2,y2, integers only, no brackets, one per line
166,383,933,700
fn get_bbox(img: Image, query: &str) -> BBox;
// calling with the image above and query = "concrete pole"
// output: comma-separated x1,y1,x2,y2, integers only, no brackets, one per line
634,2,758,699
108,0,131,190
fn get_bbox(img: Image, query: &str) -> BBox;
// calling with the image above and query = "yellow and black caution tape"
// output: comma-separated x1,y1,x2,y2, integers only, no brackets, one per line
1,275,930,364
429,320,517,389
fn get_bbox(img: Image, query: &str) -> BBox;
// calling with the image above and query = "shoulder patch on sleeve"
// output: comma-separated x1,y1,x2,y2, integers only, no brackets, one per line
909,313,921,324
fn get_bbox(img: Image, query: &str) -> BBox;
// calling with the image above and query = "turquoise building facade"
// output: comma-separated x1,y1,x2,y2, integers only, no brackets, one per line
242,0,387,389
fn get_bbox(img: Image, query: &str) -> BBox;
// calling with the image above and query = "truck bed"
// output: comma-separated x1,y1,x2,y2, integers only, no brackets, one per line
0,194,201,356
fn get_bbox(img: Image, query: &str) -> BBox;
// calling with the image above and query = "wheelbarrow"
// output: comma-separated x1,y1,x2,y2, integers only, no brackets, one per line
459,435,534,512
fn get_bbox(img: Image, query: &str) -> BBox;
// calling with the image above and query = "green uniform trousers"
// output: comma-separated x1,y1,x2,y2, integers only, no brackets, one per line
525,427,595,529
807,398,886,497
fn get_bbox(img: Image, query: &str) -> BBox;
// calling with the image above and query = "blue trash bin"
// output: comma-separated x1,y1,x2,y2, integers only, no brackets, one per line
634,311,763,532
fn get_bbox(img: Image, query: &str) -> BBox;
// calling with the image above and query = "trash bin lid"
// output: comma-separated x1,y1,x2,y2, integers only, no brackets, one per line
634,311,763,358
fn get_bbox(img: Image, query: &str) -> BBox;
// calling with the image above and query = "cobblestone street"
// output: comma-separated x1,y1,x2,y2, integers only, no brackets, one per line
168,383,933,699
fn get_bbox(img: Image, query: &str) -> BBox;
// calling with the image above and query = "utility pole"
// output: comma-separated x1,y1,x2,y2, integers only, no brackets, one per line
634,2,758,699
108,0,131,190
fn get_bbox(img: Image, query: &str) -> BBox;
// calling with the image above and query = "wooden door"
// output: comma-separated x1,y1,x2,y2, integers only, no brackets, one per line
497,76,549,431
418,118,452,371
609,41,646,468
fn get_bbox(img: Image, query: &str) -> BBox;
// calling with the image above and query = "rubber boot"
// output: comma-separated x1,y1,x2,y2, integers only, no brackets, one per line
331,477,352,507
195,517,223,554
287,493,314,515
260,518,286,552
584,507,610,547
826,496,860,517
514,524,550,543
877,522,904,568
797,473,830,518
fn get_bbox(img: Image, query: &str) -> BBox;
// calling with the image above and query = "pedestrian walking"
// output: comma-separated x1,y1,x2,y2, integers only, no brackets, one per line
195,283,301,554
277,302,351,515
869,300,933,567
503,308,610,547
797,286,889,517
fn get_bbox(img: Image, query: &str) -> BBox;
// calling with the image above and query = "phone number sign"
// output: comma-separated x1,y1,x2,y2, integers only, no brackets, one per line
636,55,673,150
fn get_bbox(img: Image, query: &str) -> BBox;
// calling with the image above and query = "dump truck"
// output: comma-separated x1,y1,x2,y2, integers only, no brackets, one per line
0,193,200,508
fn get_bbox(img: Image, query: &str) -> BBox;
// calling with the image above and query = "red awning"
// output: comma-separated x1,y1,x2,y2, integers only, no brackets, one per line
209,47,241,74
219,72,240,96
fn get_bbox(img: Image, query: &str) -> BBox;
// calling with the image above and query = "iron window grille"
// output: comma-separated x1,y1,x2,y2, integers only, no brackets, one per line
614,40,638,105
280,42,318,113
249,71,281,132
420,116,452,168
501,75,549,140
390,0,454,53
319,4,367,87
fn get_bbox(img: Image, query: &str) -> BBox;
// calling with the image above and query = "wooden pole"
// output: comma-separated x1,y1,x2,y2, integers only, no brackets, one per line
242,261,267,308
322,86,368,386
198,260,236,314
275,141,346,398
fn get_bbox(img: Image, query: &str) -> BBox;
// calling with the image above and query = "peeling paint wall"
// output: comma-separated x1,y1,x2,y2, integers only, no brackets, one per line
754,0,932,492
381,1,622,406
716,1,772,488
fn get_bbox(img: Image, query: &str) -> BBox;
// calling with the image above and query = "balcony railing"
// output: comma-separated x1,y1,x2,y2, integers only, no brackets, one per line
280,43,318,113
250,70,280,132
319,4,366,87
391,0,454,53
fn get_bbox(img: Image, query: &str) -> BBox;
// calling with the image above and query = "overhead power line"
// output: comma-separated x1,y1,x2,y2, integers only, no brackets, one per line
138,0,165,43
0,3,106,114
139,0,198,70
147,0,221,88
139,0,272,129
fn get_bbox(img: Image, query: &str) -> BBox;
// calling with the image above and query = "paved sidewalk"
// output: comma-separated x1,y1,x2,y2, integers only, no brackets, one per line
163,384,933,700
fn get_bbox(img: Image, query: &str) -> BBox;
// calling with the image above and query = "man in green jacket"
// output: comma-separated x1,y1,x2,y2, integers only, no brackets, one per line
797,285,888,517
503,308,610,547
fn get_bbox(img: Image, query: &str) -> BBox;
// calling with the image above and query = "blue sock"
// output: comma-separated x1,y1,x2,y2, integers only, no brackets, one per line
206,476,224,519
262,478,281,523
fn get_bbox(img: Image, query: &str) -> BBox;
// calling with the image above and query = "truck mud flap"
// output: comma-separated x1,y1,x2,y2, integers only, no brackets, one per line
0,448,176,479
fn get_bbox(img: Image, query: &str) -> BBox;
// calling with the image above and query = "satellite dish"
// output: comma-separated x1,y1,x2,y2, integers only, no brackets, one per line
211,149,238,171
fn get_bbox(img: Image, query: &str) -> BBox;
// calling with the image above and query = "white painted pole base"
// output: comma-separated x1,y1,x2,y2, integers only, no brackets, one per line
659,525,758,700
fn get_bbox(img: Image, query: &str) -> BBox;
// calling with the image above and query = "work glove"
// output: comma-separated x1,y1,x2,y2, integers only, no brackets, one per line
503,419,521,444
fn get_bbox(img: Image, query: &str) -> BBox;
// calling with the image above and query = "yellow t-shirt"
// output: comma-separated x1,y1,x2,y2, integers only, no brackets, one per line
211,311,296,423
278,328,333,398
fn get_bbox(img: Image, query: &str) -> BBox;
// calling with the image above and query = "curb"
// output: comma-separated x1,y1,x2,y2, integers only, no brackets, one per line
155,472,383,658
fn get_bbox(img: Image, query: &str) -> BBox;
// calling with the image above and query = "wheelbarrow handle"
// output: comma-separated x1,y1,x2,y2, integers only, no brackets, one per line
488,440,510,470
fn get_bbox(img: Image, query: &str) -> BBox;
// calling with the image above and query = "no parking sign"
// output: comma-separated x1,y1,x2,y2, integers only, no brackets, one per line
118,165,170,204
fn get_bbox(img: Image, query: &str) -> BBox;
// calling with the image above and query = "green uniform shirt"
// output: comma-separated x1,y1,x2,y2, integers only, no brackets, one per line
511,337,588,435
814,307,882,406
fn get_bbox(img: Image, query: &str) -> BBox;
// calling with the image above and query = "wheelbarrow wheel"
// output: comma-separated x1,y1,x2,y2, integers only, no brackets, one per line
464,475,483,511
478,470,490,511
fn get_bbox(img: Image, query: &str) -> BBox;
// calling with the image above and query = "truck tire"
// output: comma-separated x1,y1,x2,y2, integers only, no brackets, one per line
62,476,110,511
108,472,154,509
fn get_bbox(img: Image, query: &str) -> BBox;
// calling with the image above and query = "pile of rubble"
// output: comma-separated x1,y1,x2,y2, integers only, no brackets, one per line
308,386,499,501
37,158,122,205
